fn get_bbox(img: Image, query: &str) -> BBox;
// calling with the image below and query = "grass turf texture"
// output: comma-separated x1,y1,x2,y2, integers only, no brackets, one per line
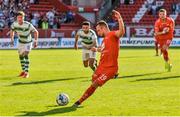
0,49,180,116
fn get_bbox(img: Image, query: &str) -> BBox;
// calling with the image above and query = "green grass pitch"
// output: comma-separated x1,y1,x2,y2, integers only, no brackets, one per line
0,48,180,116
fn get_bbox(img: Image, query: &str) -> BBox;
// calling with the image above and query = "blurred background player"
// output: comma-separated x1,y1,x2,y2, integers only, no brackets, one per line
10,11,39,78
74,21,98,72
73,10,125,107
154,9,175,72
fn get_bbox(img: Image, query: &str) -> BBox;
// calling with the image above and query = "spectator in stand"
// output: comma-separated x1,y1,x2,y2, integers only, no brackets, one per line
0,19,5,28
120,0,124,4
30,0,35,4
124,0,129,5
177,2,180,14
34,0,39,4
46,8,56,29
41,17,49,29
66,11,74,23
151,1,157,17
156,1,163,11
0,0,2,5
53,17,60,29
31,11,40,28
59,13,67,23
107,18,117,30
129,0,134,4
3,0,9,7
71,30,76,38
171,3,177,15
15,0,19,6
146,1,152,15
72,0,78,6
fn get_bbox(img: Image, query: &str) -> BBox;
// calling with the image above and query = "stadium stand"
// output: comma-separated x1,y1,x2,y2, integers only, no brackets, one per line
0,0,179,38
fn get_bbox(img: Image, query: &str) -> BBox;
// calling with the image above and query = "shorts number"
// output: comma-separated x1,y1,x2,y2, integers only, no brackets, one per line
99,74,107,81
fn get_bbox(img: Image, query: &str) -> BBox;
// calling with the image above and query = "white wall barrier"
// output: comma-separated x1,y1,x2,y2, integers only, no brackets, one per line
0,37,180,49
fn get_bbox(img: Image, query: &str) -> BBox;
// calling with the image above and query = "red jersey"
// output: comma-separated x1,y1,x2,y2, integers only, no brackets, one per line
98,31,119,69
154,17,175,41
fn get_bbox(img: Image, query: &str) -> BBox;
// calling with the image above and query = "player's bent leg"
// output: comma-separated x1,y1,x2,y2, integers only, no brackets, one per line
73,83,98,107
83,60,89,68
162,44,172,72
73,72,100,107
18,46,26,77
18,54,26,77
89,58,97,71
22,51,30,78
155,41,159,56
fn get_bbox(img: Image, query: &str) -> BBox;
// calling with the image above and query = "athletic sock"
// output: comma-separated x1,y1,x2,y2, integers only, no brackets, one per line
24,55,29,73
163,50,169,62
78,85,97,104
19,56,25,71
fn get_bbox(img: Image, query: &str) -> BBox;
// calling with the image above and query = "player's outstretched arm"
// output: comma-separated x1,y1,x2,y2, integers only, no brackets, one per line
33,30,39,48
91,46,102,52
113,10,125,38
10,30,14,47
74,34,79,50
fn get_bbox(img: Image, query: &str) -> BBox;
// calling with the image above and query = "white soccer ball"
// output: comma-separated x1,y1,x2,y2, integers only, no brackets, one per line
56,93,69,106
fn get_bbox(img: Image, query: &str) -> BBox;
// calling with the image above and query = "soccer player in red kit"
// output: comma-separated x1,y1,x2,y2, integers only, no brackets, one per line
154,9,175,72
73,10,125,107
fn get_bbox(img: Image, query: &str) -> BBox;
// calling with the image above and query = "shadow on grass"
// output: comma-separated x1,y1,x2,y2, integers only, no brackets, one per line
9,76,88,86
118,72,164,79
81,72,164,82
120,55,152,59
131,75,180,82
0,75,21,80
18,105,83,116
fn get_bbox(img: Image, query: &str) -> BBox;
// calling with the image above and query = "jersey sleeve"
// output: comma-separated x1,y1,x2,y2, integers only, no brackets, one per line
92,31,97,40
154,21,159,33
169,18,175,31
11,23,15,31
76,29,81,36
29,23,37,32
93,33,98,46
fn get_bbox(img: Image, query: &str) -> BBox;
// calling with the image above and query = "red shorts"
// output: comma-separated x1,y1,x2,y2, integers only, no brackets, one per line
158,39,172,49
92,67,117,86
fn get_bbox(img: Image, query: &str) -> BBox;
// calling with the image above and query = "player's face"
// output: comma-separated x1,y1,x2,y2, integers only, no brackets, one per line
17,15,24,24
96,25,104,37
82,25,90,33
159,12,166,20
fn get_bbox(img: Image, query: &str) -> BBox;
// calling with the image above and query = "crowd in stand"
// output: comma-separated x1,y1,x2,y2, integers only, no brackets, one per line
146,0,180,16
120,0,135,5
171,2,180,15
0,0,75,29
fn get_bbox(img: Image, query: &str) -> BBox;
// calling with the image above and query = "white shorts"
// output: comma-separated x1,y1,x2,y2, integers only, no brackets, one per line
18,42,32,55
82,49,96,61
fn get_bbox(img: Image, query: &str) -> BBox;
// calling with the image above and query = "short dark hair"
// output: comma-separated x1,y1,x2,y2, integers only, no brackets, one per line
96,20,108,28
159,9,167,13
17,11,25,17
82,21,90,26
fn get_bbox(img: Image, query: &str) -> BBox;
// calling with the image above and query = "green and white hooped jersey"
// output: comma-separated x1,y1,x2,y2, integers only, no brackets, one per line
77,29,98,49
11,21,37,43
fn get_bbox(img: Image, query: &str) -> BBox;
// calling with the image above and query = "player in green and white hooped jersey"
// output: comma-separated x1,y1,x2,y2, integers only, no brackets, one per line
10,11,39,78
74,21,98,72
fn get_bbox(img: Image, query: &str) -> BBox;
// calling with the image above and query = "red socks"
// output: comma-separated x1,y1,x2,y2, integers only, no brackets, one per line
162,49,169,62
78,85,97,104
